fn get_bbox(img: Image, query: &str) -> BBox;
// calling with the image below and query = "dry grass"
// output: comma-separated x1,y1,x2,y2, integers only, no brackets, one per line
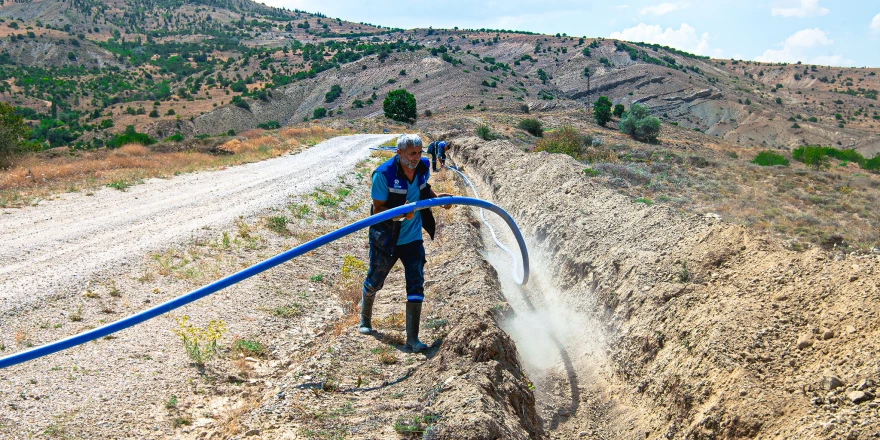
580,139,880,250
0,126,339,207
375,313,405,331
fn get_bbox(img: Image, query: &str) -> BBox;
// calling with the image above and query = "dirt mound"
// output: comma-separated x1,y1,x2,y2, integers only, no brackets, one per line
453,137,880,439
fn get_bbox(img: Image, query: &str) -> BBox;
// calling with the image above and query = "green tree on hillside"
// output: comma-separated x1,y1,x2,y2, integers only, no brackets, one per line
619,103,661,143
593,96,612,127
383,89,416,123
613,104,625,117
1,102,35,164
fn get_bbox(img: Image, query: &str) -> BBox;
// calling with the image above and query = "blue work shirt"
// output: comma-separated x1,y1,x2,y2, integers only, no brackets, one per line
371,168,430,245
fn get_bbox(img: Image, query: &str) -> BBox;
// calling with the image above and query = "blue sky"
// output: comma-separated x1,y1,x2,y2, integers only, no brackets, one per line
259,0,880,67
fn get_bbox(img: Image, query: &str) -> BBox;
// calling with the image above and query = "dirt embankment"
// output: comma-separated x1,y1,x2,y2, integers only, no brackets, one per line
453,137,880,439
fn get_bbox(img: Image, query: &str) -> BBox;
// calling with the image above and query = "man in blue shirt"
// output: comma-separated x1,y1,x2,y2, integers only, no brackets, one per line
360,134,451,353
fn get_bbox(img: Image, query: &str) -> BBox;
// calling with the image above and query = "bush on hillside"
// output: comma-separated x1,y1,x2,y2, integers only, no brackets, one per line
751,150,789,167
324,84,342,103
792,145,830,169
257,120,281,129
313,107,327,119
865,154,880,172
593,96,612,126
535,126,583,159
476,124,500,141
618,103,661,143
518,118,543,137
231,95,250,111
164,132,184,142
108,126,156,149
383,89,417,123
613,104,625,117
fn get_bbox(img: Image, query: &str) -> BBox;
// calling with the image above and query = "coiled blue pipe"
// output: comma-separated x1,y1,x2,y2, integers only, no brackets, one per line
0,196,529,369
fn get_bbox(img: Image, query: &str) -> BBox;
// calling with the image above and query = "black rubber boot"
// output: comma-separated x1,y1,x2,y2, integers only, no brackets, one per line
358,292,375,334
405,301,428,353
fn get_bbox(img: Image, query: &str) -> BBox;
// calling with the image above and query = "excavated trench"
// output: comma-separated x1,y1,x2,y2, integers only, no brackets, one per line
448,136,880,439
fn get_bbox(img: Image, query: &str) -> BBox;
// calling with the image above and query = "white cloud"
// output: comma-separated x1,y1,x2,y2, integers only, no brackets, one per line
771,0,829,18
609,23,714,56
640,2,682,16
755,28,848,65
871,13,880,33
811,55,849,66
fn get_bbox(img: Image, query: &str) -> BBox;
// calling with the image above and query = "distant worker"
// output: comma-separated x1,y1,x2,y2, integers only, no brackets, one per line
359,134,452,353
437,141,448,170
426,140,440,172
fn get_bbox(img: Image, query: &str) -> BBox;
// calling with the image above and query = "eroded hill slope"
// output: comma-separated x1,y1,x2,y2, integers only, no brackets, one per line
453,137,880,439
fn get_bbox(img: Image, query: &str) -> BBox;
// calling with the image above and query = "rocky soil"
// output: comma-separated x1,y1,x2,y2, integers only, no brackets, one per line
0,138,543,439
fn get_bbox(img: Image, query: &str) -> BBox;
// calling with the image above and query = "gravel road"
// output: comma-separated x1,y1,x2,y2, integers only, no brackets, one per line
0,134,395,310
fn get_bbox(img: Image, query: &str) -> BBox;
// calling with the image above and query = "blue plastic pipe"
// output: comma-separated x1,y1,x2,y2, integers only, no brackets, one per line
0,196,529,369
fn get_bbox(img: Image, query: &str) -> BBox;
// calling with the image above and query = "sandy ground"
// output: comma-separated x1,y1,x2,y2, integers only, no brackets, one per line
0,134,395,310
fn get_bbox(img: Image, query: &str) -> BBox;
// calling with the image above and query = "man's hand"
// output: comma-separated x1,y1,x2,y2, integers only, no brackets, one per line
394,202,416,221
436,193,454,209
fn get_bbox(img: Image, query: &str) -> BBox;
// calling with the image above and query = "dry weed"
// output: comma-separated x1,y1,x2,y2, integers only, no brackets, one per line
375,313,405,331
218,392,260,437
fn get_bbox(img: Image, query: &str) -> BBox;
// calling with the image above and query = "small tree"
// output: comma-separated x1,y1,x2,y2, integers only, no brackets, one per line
0,102,35,164
613,104,625,117
593,96,612,127
313,107,327,119
383,89,417,123
619,103,661,143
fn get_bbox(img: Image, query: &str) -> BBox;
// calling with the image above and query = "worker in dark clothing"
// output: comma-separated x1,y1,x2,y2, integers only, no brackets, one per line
437,141,448,170
359,134,451,353
426,140,439,172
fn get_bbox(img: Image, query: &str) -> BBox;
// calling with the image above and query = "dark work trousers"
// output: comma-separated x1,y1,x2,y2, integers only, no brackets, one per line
430,153,438,172
362,240,426,302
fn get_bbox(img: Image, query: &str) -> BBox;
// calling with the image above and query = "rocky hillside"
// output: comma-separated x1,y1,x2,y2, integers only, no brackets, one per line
1,0,879,156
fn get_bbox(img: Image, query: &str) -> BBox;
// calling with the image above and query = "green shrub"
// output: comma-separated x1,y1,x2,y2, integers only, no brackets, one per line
231,338,265,358
352,99,364,108
0,102,37,163
613,104,625,117
108,126,156,148
257,120,281,130
231,96,250,111
593,96,612,126
535,126,583,158
313,107,327,119
383,89,417,122
164,132,184,142
324,84,342,103
823,148,864,164
267,216,289,234
792,145,829,169
618,103,661,142
751,150,789,167
518,118,543,137
864,154,880,172
476,124,500,141
807,116,818,122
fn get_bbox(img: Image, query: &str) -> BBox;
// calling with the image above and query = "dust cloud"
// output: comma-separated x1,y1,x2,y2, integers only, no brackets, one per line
481,228,607,381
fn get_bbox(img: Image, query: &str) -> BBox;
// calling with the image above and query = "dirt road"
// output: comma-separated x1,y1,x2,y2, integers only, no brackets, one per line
0,134,395,309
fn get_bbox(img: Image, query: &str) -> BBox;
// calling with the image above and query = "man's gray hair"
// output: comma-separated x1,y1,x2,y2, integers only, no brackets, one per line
396,134,423,151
